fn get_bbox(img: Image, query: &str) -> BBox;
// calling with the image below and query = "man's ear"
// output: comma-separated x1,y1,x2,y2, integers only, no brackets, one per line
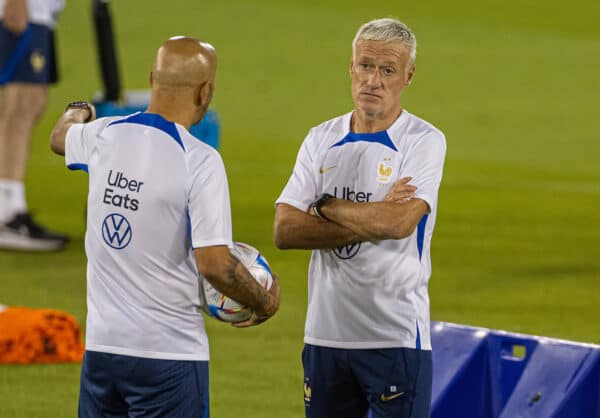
149,71,154,87
406,64,416,86
195,83,204,106
349,59,354,75
197,81,212,107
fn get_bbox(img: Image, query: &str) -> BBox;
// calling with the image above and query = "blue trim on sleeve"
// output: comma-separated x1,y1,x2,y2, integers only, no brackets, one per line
186,209,193,249
416,214,428,260
416,321,422,349
107,112,185,151
0,26,32,85
67,163,89,173
329,130,398,152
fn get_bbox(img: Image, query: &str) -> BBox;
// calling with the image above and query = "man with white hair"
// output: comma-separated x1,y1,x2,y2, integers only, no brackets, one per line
0,0,69,251
274,18,446,417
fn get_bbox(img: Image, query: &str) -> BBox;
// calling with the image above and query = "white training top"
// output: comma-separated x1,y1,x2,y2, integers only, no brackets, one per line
65,112,233,361
0,0,65,28
276,110,446,350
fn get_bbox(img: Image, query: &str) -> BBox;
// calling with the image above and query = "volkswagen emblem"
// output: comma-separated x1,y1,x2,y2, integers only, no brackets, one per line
333,242,361,259
102,213,132,250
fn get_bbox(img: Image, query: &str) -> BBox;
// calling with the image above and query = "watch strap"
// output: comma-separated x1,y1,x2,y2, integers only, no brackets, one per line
312,193,334,221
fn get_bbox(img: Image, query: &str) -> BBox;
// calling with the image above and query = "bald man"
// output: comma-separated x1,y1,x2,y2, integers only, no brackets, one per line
50,37,280,417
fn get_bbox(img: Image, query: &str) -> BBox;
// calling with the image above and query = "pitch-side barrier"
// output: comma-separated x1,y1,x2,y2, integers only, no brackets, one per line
368,321,599,418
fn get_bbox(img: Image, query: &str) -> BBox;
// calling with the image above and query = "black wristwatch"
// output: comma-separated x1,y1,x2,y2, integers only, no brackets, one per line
66,101,93,123
311,193,334,221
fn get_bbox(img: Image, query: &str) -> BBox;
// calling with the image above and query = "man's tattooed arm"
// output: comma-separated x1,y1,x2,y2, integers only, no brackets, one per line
194,245,280,324
220,252,278,317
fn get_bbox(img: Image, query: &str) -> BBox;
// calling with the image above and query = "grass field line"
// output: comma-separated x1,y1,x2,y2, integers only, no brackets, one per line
445,176,600,194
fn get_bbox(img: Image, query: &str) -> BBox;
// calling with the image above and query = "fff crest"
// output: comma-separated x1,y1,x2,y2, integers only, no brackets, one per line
30,51,46,74
376,158,393,184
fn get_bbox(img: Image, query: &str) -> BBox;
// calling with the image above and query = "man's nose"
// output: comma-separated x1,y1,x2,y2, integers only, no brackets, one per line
366,69,382,88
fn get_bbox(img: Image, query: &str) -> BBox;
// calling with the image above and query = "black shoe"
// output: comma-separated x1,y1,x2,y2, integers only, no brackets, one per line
0,212,69,251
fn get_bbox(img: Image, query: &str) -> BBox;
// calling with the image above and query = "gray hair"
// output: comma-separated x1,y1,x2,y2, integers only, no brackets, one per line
352,18,417,66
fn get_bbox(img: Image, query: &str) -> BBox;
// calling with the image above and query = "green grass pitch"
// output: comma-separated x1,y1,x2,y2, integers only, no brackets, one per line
1,0,598,416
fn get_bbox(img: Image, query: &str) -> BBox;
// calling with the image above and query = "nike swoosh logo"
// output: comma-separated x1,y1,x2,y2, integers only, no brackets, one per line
380,391,405,402
319,165,337,174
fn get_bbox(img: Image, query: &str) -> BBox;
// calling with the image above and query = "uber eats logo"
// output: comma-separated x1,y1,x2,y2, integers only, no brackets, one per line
103,170,143,211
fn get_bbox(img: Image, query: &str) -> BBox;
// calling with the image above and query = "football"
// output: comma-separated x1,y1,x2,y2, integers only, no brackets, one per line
201,242,273,322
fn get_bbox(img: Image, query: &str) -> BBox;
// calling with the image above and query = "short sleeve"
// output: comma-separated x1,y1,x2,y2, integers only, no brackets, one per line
275,130,319,211
64,123,90,172
401,131,446,212
187,150,233,249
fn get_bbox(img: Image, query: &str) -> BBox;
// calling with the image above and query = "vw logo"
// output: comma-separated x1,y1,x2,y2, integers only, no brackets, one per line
333,242,361,259
101,213,132,250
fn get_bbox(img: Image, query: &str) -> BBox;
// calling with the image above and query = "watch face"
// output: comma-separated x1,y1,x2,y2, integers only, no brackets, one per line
69,101,88,108
313,193,333,220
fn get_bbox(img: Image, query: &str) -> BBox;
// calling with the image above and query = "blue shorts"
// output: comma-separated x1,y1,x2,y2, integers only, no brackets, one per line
78,351,209,418
302,344,432,418
0,22,57,85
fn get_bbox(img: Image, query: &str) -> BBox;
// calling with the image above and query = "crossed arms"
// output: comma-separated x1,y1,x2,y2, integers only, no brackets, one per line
273,177,428,250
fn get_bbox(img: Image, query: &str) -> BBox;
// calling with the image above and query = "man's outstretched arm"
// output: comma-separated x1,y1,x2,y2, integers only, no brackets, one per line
50,103,96,155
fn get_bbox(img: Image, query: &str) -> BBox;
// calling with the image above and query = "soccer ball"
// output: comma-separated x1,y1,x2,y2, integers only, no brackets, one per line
201,242,273,322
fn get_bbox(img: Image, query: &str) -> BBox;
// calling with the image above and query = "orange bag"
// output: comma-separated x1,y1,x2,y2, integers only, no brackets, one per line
0,306,84,364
